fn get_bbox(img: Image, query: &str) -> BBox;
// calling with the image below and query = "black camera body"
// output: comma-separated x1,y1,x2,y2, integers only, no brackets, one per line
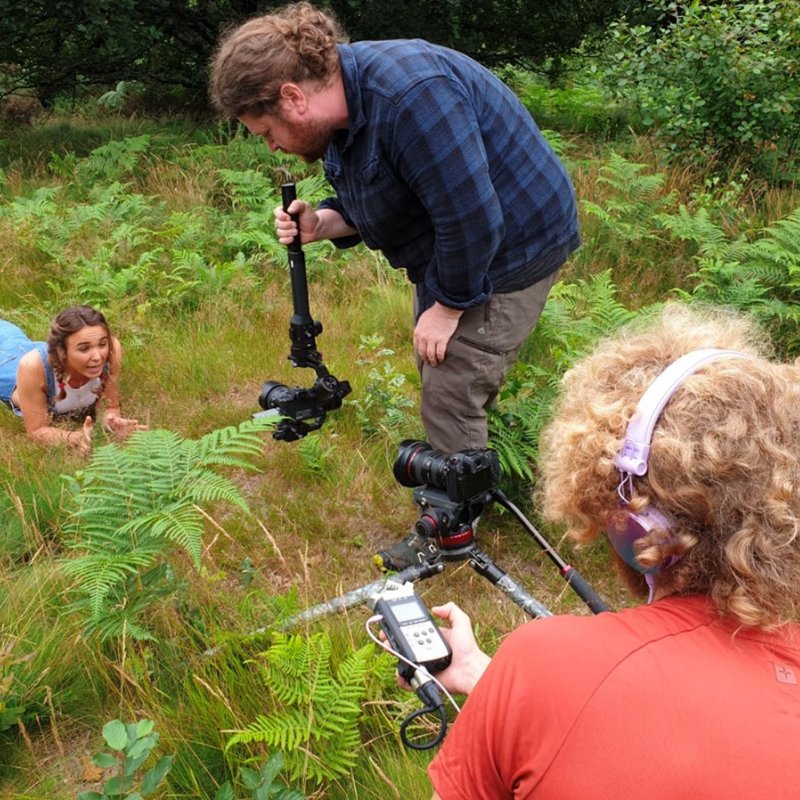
258,374,351,442
393,440,500,504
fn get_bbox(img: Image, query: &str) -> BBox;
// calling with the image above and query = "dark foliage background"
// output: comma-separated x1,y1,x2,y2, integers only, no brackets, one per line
0,0,643,111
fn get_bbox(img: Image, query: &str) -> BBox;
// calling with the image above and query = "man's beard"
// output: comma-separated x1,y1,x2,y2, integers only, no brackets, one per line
284,116,334,163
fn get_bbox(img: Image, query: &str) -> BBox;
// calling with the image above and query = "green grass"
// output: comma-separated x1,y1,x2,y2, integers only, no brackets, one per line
0,80,797,798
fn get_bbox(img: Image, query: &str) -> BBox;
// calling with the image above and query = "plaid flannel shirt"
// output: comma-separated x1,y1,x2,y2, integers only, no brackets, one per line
319,40,580,312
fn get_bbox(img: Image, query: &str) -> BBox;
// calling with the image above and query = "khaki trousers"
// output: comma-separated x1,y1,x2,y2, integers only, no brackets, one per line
416,270,560,452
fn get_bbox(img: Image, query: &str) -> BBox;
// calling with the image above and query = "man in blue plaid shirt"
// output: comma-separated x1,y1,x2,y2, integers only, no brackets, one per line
211,2,580,570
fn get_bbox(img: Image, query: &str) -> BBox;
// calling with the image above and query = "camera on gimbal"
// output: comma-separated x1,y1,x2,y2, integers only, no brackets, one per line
259,374,350,442
255,182,351,442
393,439,500,504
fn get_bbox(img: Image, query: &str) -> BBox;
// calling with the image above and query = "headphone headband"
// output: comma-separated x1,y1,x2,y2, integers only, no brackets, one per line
609,347,752,584
615,349,751,477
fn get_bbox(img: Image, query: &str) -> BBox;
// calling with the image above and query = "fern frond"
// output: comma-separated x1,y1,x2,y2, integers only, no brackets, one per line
225,710,310,752
115,501,205,566
229,634,373,785
61,419,269,641
62,546,162,616
180,469,251,513
263,633,333,706
191,417,275,465
659,205,733,258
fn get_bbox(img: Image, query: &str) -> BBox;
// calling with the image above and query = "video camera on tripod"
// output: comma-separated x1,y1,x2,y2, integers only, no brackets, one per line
393,439,499,558
254,183,351,441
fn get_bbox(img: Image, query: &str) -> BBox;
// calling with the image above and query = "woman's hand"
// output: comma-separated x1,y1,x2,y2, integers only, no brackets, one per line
67,416,94,456
103,411,148,440
394,601,491,697
428,602,492,696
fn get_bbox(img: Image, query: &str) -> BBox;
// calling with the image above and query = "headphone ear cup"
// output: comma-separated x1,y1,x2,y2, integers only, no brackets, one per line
606,505,675,574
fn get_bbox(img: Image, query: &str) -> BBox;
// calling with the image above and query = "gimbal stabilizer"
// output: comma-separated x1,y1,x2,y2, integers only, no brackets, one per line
254,183,351,441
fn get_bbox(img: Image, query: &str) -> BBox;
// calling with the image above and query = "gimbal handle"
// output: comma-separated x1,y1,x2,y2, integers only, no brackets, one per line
281,182,323,369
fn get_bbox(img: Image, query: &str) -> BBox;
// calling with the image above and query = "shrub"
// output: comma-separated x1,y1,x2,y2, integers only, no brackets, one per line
596,1,800,177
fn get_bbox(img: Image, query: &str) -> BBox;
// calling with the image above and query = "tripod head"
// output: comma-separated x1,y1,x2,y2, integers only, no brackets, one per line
411,486,487,559
394,440,609,615
255,182,351,441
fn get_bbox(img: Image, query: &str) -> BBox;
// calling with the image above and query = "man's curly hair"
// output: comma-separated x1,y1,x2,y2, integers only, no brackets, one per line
539,303,800,629
210,2,346,119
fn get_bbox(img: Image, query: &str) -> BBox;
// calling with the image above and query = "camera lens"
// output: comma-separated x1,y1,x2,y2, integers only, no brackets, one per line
259,381,292,410
393,440,431,487
393,439,450,488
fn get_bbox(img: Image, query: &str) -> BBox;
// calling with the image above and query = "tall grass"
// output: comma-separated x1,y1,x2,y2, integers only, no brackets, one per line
0,84,797,798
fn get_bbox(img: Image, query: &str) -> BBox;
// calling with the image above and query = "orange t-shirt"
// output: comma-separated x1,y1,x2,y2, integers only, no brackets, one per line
429,596,800,799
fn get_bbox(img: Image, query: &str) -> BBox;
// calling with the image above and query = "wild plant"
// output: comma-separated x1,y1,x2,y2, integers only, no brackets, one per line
61,418,275,642
215,753,305,800
490,271,637,480
350,334,418,441
295,433,336,481
0,639,25,732
97,81,140,112
495,64,628,136
76,135,153,184
1,185,60,226
687,172,752,231
596,0,800,177
664,205,800,356
217,168,276,212
77,718,174,800
47,150,79,180
225,632,375,787
581,152,676,242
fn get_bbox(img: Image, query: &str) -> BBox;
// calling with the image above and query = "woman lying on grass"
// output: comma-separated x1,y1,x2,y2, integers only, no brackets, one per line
0,305,146,455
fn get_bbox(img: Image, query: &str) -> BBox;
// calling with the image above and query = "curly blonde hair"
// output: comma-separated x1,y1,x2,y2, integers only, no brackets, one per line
210,2,346,119
539,303,800,628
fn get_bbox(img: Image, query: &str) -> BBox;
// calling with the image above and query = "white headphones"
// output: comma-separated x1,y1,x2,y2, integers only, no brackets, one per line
607,348,751,575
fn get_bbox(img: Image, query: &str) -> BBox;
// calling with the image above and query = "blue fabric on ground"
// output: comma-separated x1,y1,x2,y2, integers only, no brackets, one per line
0,320,55,414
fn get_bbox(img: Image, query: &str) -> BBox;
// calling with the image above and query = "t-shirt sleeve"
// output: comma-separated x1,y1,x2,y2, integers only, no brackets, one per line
427,621,552,799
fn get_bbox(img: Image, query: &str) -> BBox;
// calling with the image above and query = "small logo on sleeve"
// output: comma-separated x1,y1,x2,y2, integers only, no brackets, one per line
773,663,797,685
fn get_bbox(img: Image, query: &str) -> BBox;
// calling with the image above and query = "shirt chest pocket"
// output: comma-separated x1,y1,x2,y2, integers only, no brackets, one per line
357,157,381,185
350,157,401,248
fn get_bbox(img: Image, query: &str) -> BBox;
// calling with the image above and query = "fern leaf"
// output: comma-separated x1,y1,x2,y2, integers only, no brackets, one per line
62,546,161,616
180,469,251,513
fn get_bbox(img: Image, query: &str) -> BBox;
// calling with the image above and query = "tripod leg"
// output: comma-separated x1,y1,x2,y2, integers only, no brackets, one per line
281,560,445,629
468,548,552,619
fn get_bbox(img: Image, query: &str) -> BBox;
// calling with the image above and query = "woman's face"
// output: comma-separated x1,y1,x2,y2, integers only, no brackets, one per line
64,325,110,380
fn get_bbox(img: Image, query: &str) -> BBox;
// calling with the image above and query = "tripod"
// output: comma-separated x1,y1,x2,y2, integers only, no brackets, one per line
284,486,608,629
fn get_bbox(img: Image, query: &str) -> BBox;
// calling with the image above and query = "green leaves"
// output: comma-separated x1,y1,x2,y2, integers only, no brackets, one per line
490,271,636,483
596,1,800,177
62,418,275,641
79,718,173,800
102,719,129,750
226,634,375,785
215,753,306,800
